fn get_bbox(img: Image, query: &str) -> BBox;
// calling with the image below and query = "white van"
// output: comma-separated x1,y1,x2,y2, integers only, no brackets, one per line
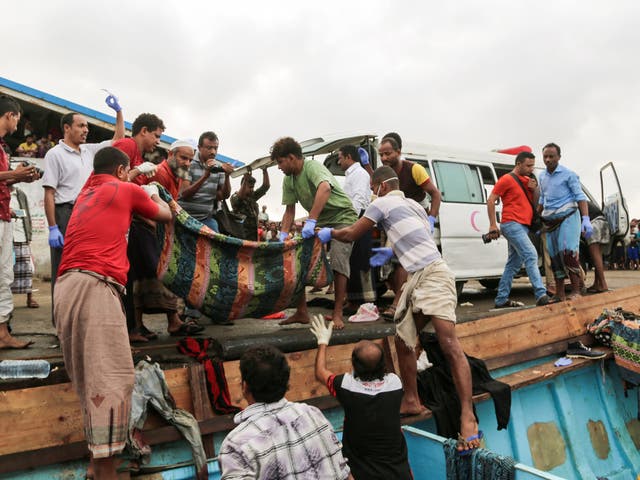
234,133,629,294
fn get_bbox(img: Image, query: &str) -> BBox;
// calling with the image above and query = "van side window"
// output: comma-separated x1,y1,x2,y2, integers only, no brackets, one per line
406,158,430,177
433,160,484,204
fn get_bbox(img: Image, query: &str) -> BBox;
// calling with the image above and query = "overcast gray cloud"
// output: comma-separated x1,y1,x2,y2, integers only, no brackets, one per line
5,1,640,219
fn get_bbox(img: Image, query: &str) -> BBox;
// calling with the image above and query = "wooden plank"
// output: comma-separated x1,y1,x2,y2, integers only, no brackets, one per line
188,363,216,458
224,341,378,407
0,367,191,456
456,286,640,361
496,349,613,392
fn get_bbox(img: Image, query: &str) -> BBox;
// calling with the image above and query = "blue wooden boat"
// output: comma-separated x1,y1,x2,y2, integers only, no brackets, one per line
1,287,639,479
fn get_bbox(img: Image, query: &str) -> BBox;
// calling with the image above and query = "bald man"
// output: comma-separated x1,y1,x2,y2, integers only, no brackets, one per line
312,315,412,479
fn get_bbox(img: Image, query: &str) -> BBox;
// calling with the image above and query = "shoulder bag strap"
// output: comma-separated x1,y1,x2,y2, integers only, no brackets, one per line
508,173,536,213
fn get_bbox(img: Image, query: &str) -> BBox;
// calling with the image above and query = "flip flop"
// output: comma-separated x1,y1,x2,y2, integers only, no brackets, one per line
27,300,40,308
139,325,158,340
494,300,525,308
586,286,608,294
169,322,205,336
380,305,397,322
457,430,483,456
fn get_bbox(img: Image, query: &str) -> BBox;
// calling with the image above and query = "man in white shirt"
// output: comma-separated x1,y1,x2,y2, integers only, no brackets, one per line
42,95,125,292
338,145,375,310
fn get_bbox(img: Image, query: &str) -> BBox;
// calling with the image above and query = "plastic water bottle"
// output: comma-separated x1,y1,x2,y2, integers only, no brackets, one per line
0,359,51,379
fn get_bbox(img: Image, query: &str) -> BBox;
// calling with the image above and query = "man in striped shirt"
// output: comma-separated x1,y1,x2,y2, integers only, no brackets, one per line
219,345,351,479
317,166,480,454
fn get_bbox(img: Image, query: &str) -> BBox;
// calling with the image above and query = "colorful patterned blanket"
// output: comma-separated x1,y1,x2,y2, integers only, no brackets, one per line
154,186,333,322
588,307,640,385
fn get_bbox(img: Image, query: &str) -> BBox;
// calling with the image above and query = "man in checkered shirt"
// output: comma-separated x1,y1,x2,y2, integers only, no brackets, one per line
219,345,351,479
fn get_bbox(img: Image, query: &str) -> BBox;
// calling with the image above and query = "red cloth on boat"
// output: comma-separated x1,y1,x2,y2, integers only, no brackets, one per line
177,337,240,415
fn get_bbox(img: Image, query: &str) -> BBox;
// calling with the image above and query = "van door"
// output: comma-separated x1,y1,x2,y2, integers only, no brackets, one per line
431,159,508,280
600,162,629,239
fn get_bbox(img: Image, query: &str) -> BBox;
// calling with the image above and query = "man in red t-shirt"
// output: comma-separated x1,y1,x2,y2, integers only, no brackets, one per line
113,112,165,184
486,151,549,308
0,95,41,349
54,146,171,478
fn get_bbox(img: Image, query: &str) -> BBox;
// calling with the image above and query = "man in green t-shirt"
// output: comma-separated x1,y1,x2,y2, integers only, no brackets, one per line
272,136,358,329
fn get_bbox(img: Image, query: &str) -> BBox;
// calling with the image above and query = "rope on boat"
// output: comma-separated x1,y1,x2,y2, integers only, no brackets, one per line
443,438,516,480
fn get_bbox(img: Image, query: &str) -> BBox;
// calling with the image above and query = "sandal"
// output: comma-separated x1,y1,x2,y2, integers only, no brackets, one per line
138,325,158,340
380,305,397,322
27,299,40,308
586,285,608,294
457,430,483,456
169,321,205,336
494,300,525,308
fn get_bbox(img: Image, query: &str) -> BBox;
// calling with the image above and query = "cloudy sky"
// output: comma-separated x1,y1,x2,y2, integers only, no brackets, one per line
5,1,640,220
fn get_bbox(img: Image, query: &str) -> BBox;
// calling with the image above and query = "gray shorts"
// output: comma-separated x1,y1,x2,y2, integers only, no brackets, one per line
328,224,353,277
587,216,611,246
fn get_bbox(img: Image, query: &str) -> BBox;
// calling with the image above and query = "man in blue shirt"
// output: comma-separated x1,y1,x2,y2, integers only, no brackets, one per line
538,143,592,300
538,144,607,359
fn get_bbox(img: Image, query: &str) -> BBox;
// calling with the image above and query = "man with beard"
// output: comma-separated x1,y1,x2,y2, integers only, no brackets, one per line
42,95,125,293
179,131,234,232
128,140,204,341
140,140,193,197
0,95,41,349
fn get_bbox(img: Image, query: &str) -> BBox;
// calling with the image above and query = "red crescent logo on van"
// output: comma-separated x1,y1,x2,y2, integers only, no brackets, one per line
470,211,481,232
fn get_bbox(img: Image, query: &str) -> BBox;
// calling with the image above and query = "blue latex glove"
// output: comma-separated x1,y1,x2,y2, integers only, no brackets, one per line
370,247,394,267
301,219,317,239
317,227,333,244
428,215,437,234
357,147,370,166
105,94,122,113
581,215,593,239
278,231,289,242
48,225,64,248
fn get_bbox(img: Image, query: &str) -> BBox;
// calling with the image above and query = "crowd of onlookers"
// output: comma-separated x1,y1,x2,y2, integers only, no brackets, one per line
3,118,59,159
608,219,640,270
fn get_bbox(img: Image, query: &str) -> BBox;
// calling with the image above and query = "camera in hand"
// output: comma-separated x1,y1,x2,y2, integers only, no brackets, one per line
22,161,44,177
482,230,499,244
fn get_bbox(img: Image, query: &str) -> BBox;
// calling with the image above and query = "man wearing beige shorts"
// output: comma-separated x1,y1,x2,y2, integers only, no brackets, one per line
317,166,480,454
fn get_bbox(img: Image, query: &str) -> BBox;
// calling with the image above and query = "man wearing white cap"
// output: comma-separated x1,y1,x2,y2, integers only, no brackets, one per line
138,139,194,198
126,139,205,343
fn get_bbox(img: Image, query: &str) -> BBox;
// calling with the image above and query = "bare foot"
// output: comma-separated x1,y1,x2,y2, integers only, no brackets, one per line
128,332,149,343
279,311,310,326
0,336,33,349
399,396,427,416
458,416,481,453
324,314,345,330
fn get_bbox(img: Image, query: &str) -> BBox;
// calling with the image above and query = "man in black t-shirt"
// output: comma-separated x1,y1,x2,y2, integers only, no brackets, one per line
311,315,412,480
